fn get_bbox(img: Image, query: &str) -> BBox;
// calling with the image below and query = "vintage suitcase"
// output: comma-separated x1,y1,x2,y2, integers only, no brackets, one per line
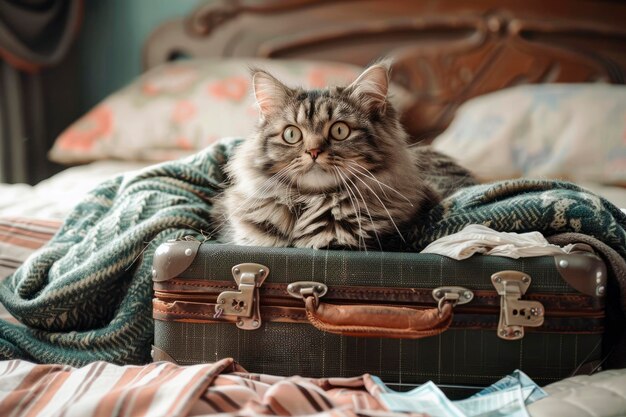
151,239,607,393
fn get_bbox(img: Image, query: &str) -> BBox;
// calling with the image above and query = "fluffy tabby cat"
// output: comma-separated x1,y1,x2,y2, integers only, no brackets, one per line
213,63,476,250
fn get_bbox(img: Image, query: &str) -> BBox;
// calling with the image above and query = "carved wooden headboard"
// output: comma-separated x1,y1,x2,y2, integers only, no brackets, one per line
144,0,626,140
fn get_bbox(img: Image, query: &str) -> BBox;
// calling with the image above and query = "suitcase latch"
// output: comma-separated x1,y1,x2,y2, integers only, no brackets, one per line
215,263,269,330
432,286,474,311
491,271,544,340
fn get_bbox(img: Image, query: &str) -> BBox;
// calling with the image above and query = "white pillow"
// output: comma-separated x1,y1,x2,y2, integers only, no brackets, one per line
432,84,626,185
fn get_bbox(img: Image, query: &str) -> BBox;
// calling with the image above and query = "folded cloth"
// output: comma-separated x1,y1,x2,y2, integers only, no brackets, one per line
420,224,576,260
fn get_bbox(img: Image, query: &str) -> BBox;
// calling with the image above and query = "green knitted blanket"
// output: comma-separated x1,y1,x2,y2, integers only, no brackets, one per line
1,138,625,365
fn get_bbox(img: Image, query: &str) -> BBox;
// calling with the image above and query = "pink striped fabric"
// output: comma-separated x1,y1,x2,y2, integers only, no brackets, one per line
0,358,425,417
0,217,61,280
0,217,61,324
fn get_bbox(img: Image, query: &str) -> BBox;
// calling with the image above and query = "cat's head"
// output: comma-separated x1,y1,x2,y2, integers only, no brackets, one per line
244,63,409,192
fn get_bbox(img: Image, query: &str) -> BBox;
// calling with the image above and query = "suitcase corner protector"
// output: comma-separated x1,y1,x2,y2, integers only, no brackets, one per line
554,251,607,298
152,239,201,282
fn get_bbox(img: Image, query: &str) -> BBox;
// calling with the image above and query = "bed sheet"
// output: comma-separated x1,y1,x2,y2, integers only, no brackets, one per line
0,160,150,220
0,357,624,417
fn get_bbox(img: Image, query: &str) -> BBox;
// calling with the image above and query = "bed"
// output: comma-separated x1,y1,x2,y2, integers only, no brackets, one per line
0,1,626,415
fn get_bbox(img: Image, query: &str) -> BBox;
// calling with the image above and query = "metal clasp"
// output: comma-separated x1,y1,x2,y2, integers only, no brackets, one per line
215,263,268,330
491,271,544,340
287,281,328,308
432,286,474,312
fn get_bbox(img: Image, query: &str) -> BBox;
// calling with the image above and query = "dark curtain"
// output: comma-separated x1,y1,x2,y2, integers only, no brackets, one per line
0,0,82,184
0,0,82,72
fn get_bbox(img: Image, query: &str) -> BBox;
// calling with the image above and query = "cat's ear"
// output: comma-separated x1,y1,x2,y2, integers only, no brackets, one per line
347,63,389,113
252,69,291,119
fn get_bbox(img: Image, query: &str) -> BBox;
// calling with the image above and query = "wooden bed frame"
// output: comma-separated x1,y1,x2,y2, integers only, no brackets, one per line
143,0,626,140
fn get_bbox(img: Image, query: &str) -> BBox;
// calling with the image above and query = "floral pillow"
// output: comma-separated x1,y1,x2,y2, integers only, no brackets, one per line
432,84,626,185
49,58,413,164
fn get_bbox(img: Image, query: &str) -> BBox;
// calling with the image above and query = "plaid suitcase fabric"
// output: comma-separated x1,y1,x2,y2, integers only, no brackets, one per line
153,243,605,389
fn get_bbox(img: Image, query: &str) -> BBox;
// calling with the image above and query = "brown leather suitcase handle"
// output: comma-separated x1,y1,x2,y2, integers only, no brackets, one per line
303,296,453,339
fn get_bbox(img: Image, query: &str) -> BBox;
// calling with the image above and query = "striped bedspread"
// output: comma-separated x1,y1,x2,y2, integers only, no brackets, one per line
0,358,418,417
0,217,60,324
0,217,60,280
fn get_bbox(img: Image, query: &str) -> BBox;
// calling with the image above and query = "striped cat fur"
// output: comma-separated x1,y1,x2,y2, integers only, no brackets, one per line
213,63,476,250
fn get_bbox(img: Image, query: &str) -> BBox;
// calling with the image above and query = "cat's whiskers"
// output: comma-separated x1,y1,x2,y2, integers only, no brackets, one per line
336,167,383,250
343,166,406,243
332,167,366,251
337,170,367,251
345,160,413,206
347,162,388,199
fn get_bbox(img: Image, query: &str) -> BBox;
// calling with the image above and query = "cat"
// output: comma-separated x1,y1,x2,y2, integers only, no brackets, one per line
212,63,476,250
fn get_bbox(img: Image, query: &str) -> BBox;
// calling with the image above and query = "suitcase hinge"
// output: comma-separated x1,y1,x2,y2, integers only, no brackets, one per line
491,271,545,341
215,263,269,330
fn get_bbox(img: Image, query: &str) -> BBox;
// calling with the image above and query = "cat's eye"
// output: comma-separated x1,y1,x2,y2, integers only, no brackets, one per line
330,122,350,141
282,126,302,144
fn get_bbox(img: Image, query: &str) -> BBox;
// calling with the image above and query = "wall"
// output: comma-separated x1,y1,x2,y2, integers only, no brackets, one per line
31,0,205,182
75,0,204,112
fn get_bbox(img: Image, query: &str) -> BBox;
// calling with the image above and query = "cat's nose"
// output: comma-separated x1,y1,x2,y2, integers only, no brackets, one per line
306,148,322,160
